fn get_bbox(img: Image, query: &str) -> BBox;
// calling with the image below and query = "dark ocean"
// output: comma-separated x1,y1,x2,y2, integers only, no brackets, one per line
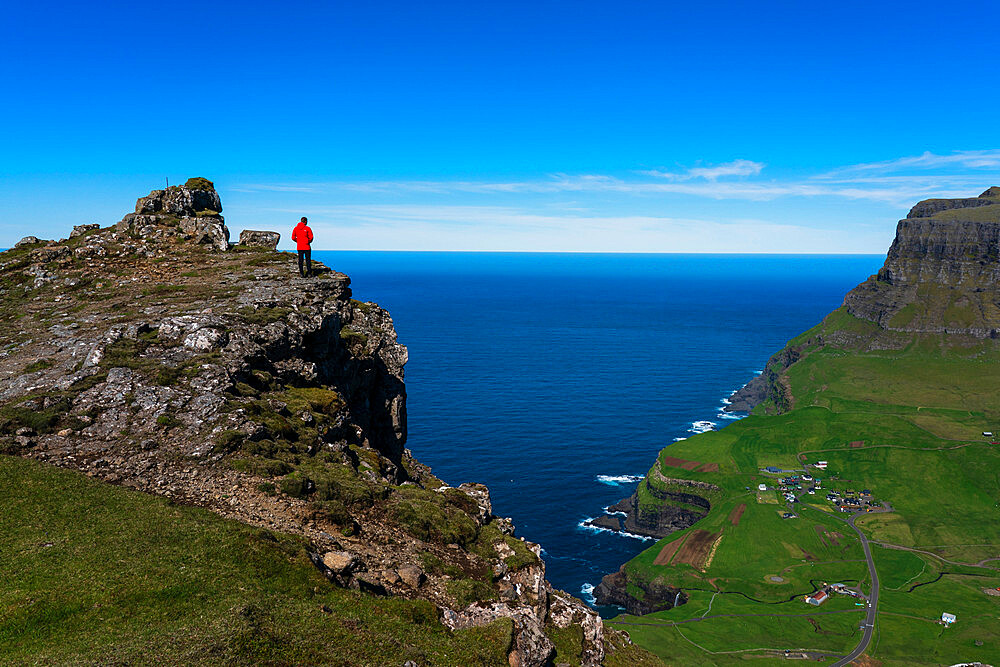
313,251,884,612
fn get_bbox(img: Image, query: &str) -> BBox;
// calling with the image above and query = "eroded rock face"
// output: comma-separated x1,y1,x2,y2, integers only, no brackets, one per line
844,187,1000,338
725,187,1000,414
594,566,686,616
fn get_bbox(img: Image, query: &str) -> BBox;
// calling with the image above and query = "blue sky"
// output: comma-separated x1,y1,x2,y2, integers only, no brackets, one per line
2,1,999,251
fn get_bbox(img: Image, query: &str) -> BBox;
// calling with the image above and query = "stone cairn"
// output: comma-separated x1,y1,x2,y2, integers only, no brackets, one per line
116,177,230,251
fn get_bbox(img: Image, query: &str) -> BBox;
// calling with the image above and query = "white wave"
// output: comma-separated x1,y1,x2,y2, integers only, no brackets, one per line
717,411,744,421
688,420,717,433
580,583,596,605
602,507,628,517
754,369,763,375
596,474,644,486
578,517,655,541
672,436,687,442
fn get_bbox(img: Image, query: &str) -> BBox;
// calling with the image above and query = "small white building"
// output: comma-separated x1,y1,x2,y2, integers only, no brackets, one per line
941,612,956,625
758,483,767,491
802,474,813,481
815,461,828,469
983,432,994,438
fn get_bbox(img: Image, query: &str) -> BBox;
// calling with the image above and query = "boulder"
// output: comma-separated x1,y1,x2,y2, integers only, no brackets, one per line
14,236,41,247
182,327,228,352
321,550,359,575
397,564,425,588
585,514,621,532
179,216,230,251
70,224,100,238
135,184,222,216
239,230,280,250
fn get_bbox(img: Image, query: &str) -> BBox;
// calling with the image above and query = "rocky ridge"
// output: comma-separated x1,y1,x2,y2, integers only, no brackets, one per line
0,180,620,666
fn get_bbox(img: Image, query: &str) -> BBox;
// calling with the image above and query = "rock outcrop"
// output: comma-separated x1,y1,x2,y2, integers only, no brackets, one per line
595,566,686,616
0,180,617,667
239,230,281,249
117,177,230,251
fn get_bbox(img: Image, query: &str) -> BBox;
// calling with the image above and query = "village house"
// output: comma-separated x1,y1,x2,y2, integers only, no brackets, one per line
806,591,829,606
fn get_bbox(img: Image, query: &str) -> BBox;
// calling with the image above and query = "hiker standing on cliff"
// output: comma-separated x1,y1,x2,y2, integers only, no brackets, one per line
292,217,313,277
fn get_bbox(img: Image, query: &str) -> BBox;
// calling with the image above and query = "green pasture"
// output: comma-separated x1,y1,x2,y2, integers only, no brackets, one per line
872,546,1000,665
0,456,512,666
617,315,1000,663
610,589,864,664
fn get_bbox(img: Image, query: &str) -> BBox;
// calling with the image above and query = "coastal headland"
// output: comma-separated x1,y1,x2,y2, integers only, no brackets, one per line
0,180,658,666
594,188,1000,665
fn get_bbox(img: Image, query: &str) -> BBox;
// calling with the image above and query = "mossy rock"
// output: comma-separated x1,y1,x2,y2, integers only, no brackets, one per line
184,177,215,190
389,486,480,547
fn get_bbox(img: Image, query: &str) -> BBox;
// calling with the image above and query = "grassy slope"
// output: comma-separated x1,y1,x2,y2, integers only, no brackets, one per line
608,316,1000,665
0,455,513,666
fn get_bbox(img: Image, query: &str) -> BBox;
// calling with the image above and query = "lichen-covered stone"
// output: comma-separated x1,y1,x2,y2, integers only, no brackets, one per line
239,230,280,250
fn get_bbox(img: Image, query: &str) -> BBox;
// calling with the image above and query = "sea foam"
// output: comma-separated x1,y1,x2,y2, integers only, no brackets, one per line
596,474,644,486
688,420,716,433
578,517,655,542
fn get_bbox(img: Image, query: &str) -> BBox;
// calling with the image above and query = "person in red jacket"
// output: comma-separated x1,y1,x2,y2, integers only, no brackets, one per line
291,216,314,277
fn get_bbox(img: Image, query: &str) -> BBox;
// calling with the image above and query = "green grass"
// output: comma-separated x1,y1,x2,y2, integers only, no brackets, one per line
610,590,865,664
183,177,215,191
22,359,54,373
0,455,513,665
614,315,1000,663
339,325,369,347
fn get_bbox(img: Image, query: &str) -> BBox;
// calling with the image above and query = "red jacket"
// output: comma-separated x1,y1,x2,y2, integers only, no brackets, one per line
291,222,313,250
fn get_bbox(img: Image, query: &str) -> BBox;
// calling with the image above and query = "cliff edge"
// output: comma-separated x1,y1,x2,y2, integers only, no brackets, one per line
0,180,630,666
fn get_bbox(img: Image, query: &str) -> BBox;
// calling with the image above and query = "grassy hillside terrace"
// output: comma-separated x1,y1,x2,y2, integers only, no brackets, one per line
608,330,1000,665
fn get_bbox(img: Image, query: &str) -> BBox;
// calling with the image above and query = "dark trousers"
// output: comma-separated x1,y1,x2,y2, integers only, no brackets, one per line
297,249,311,276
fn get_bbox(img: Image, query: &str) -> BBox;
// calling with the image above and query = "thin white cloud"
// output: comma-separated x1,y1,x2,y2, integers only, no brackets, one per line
688,159,765,180
243,204,885,253
820,150,1000,176
639,159,765,181
319,175,953,206
229,150,1000,222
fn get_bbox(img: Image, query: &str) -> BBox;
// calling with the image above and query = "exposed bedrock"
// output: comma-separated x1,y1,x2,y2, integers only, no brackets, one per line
594,566,687,615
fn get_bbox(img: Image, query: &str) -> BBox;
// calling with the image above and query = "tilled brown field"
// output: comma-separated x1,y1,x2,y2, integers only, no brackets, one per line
672,529,719,567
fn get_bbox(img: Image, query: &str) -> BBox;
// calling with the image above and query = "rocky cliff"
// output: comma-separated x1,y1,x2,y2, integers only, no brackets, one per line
726,186,1000,414
844,186,1000,338
0,180,622,667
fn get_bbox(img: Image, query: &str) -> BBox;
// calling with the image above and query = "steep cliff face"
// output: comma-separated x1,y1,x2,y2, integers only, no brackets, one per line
725,186,1000,415
0,181,618,667
844,187,1000,338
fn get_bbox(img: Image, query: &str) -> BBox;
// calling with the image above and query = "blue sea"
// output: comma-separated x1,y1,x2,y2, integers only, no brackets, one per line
313,252,884,614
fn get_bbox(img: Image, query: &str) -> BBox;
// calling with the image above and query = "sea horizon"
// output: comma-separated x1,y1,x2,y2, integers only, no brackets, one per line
311,250,886,614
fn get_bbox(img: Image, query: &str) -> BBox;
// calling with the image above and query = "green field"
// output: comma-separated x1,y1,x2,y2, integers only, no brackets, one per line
0,455,516,665
609,324,1000,665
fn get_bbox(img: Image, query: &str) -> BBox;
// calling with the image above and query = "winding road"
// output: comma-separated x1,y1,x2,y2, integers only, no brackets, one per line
829,512,879,667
